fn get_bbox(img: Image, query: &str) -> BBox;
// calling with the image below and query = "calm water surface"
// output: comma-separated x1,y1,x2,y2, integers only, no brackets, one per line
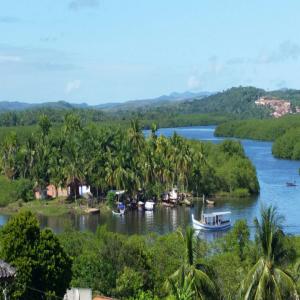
2,126,300,237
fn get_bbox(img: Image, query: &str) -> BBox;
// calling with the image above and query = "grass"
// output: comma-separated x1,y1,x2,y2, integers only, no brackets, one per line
0,197,105,217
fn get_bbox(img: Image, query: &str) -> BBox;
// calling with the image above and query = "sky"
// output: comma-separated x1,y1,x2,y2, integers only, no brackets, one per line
1,0,300,104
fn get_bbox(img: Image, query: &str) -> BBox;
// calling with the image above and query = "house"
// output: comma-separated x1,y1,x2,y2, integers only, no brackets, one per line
64,288,92,300
35,184,91,200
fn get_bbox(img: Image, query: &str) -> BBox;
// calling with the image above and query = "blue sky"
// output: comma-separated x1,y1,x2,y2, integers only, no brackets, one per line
1,0,300,104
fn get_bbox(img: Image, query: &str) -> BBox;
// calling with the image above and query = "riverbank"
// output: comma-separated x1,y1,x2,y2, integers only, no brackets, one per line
0,198,110,217
215,116,300,160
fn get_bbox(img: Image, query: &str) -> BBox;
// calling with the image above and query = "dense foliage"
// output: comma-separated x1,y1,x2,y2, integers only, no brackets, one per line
272,128,300,160
1,206,299,299
0,211,72,299
215,114,300,160
57,206,298,299
0,86,278,128
0,114,259,206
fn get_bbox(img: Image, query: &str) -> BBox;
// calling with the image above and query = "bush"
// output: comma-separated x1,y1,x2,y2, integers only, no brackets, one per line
0,176,16,206
0,176,34,206
232,188,250,198
13,178,34,202
106,191,116,209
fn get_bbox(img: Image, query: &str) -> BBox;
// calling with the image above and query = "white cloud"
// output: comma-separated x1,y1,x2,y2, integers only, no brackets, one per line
0,55,22,63
187,75,201,90
65,80,81,94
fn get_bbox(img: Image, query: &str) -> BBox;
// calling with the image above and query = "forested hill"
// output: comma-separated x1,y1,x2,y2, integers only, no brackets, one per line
1,86,300,127
159,86,269,118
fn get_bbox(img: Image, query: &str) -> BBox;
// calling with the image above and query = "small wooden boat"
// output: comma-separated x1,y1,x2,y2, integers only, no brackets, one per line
112,210,125,216
287,181,297,187
192,212,231,231
145,201,155,211
112,203,126,216
206,199,215,206
85,208,100,214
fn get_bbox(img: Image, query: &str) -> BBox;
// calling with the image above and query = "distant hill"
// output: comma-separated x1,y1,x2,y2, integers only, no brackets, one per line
1,87,300,124
170,86,268,118
0,91,212,113
102,91,213,111
0,100,89,112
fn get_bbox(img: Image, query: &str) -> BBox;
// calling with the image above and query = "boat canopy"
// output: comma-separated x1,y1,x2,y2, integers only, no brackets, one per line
202,211,231,218
115,190,125,195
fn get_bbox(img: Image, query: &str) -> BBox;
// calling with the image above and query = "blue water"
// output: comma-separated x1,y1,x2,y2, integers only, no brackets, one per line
154,126,300,235
4,125,300,237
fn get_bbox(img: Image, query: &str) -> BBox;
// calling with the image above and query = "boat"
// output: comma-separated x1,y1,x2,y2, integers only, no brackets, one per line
206,199,215,206
85,207,100,214
192,212,231,231
138,201,145,211
163,202,175,208
145,201,155,211
169,188,178,202
112,210,124,216
112,203,126,216
138,201,144,207
287,181,297,187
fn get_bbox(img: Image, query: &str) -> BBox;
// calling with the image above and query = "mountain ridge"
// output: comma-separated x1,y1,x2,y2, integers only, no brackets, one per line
0,91,212,112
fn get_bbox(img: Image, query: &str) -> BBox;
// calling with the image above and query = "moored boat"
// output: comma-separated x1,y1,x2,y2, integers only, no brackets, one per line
163,202,175,208
145,201,155,211
192,212,231,231
287,181,297,187
206,199,215,206
112,202,126,216
169,188,178,202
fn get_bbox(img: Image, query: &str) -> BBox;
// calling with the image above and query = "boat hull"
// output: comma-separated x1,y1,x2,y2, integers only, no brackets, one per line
192,214,231,231
145,202,155,211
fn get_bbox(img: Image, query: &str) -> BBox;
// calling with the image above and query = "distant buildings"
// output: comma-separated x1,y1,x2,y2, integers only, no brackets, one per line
255,96,300,118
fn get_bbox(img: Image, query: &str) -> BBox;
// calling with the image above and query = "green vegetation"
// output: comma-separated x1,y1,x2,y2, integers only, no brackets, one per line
215,114,300,160
239,206,298,299
0,86,279,129
0,114,259,212
1,211,72,299
2,206,298,299
0,176,33,206
272,128,300,160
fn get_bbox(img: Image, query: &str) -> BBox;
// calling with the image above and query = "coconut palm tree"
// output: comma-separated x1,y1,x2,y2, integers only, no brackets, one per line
166,227,217,300
168,266,195,300
239,205,298,300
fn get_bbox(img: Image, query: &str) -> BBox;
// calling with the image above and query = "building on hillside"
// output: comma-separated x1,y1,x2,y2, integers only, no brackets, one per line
255,97,292,118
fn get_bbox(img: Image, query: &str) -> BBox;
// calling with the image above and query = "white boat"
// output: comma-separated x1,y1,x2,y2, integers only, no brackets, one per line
169,188,178,201
192,212,231,231
145,201,155,211
112,210,125,216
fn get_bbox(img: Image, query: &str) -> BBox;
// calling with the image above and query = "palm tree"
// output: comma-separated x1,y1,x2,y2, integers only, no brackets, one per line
166,227,217,300
239,205,298,300
168,266,195,300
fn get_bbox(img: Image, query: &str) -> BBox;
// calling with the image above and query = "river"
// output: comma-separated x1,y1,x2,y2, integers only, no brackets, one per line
1,125,300,237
